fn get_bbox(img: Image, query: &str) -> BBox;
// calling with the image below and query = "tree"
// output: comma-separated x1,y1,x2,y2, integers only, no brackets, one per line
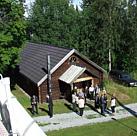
27,0,81,49
27,0,137,73
81,0,137,72
81,0,121,71
0,0,26,74
115,0,137,72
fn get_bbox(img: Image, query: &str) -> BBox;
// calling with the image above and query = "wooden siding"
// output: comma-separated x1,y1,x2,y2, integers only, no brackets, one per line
17,73,38,99
39,53,103,102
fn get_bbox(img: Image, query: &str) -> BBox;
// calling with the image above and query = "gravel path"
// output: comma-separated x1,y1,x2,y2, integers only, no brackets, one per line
33,103,137,132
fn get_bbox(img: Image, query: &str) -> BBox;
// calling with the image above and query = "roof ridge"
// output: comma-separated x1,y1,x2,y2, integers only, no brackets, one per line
27,42,73,51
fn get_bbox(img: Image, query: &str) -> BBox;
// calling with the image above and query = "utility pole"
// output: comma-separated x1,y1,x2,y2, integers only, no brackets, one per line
108,0,113,72
48,55,52,94
109,39,111,72
47,55,53,118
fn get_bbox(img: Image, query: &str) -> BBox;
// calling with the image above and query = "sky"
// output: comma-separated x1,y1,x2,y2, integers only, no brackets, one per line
25,0,82,9
73,0,82,7
24,0,82,17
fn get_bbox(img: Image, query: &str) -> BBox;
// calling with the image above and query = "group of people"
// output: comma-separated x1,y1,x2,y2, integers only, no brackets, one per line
30,85,116,117
72,87,85,116
72,85,116,116
88,84,100,100
88,84,116,115
94,90,116,116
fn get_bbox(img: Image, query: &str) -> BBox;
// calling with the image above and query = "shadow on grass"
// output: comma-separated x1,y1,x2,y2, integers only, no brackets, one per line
27,107,49,116
107,92,137,118
85,103,104,116
116,98,137,118
112,117,137,133
39,107,49,115
64,103,80,115
27,107,33,114
64,103,73,111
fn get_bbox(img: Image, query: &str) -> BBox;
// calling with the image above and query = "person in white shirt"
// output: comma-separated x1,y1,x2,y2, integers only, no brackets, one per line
78,96,85,116
89,84,94,100
111,94,116,115
72,91,78,112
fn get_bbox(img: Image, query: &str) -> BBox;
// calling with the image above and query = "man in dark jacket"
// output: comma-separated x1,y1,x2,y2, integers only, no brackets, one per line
31,95,38,114
100,93,105,115
95,93,100,109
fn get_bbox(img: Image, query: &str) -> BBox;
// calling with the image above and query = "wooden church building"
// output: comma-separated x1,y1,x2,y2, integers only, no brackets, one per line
18,42,105,103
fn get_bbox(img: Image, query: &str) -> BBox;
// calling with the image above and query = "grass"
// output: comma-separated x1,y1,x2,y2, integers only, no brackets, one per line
37,122,50,126
12,85,30,108
47,117,137,136
11,79,137,136
12,75,137,116
12,85,72,117
105,79,137,104
86,114,97,119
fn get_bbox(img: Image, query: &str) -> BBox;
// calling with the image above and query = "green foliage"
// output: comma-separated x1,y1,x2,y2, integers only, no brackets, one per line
0,0,26,74
27,0,137,73
115,0,137,72
27,0,81,49
81,0,137,72
80,0,123,70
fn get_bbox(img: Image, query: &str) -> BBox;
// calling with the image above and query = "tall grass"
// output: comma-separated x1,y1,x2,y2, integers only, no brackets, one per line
104,78,137,104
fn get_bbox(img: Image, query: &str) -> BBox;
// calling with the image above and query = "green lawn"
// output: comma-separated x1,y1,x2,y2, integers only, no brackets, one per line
12,78,137,117
11,74,137,136
47,117,137,136
12,85,72,117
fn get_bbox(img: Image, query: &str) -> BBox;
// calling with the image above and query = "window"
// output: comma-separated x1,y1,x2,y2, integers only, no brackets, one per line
69,56,77,65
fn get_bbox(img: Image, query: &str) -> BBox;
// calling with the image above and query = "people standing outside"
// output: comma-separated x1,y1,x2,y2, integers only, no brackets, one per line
111,94,116,115
78,89,84,98
74,86,78,93
94,84,100,97
31,95,38,114
46,94,53,118
78,96,85,116
95,93,100,109
100,92,105,115
84,86,88,103
102,88,107,95
72,91,77,112
104,92,108,112
89,84,95,100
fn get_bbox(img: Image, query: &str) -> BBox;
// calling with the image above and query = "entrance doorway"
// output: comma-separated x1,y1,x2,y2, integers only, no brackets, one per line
74,80,91,90
59,80,72,102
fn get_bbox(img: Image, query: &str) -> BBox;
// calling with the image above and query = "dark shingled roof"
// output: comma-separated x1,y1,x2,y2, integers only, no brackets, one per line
19,42,71,84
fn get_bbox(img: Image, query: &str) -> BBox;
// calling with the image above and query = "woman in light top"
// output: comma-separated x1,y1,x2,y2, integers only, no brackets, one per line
78,96,85,116
111,94,116,115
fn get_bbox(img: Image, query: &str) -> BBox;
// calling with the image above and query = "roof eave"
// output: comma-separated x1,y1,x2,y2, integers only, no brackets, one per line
37,49,106,86
37,49,75,86
73,49,106,73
